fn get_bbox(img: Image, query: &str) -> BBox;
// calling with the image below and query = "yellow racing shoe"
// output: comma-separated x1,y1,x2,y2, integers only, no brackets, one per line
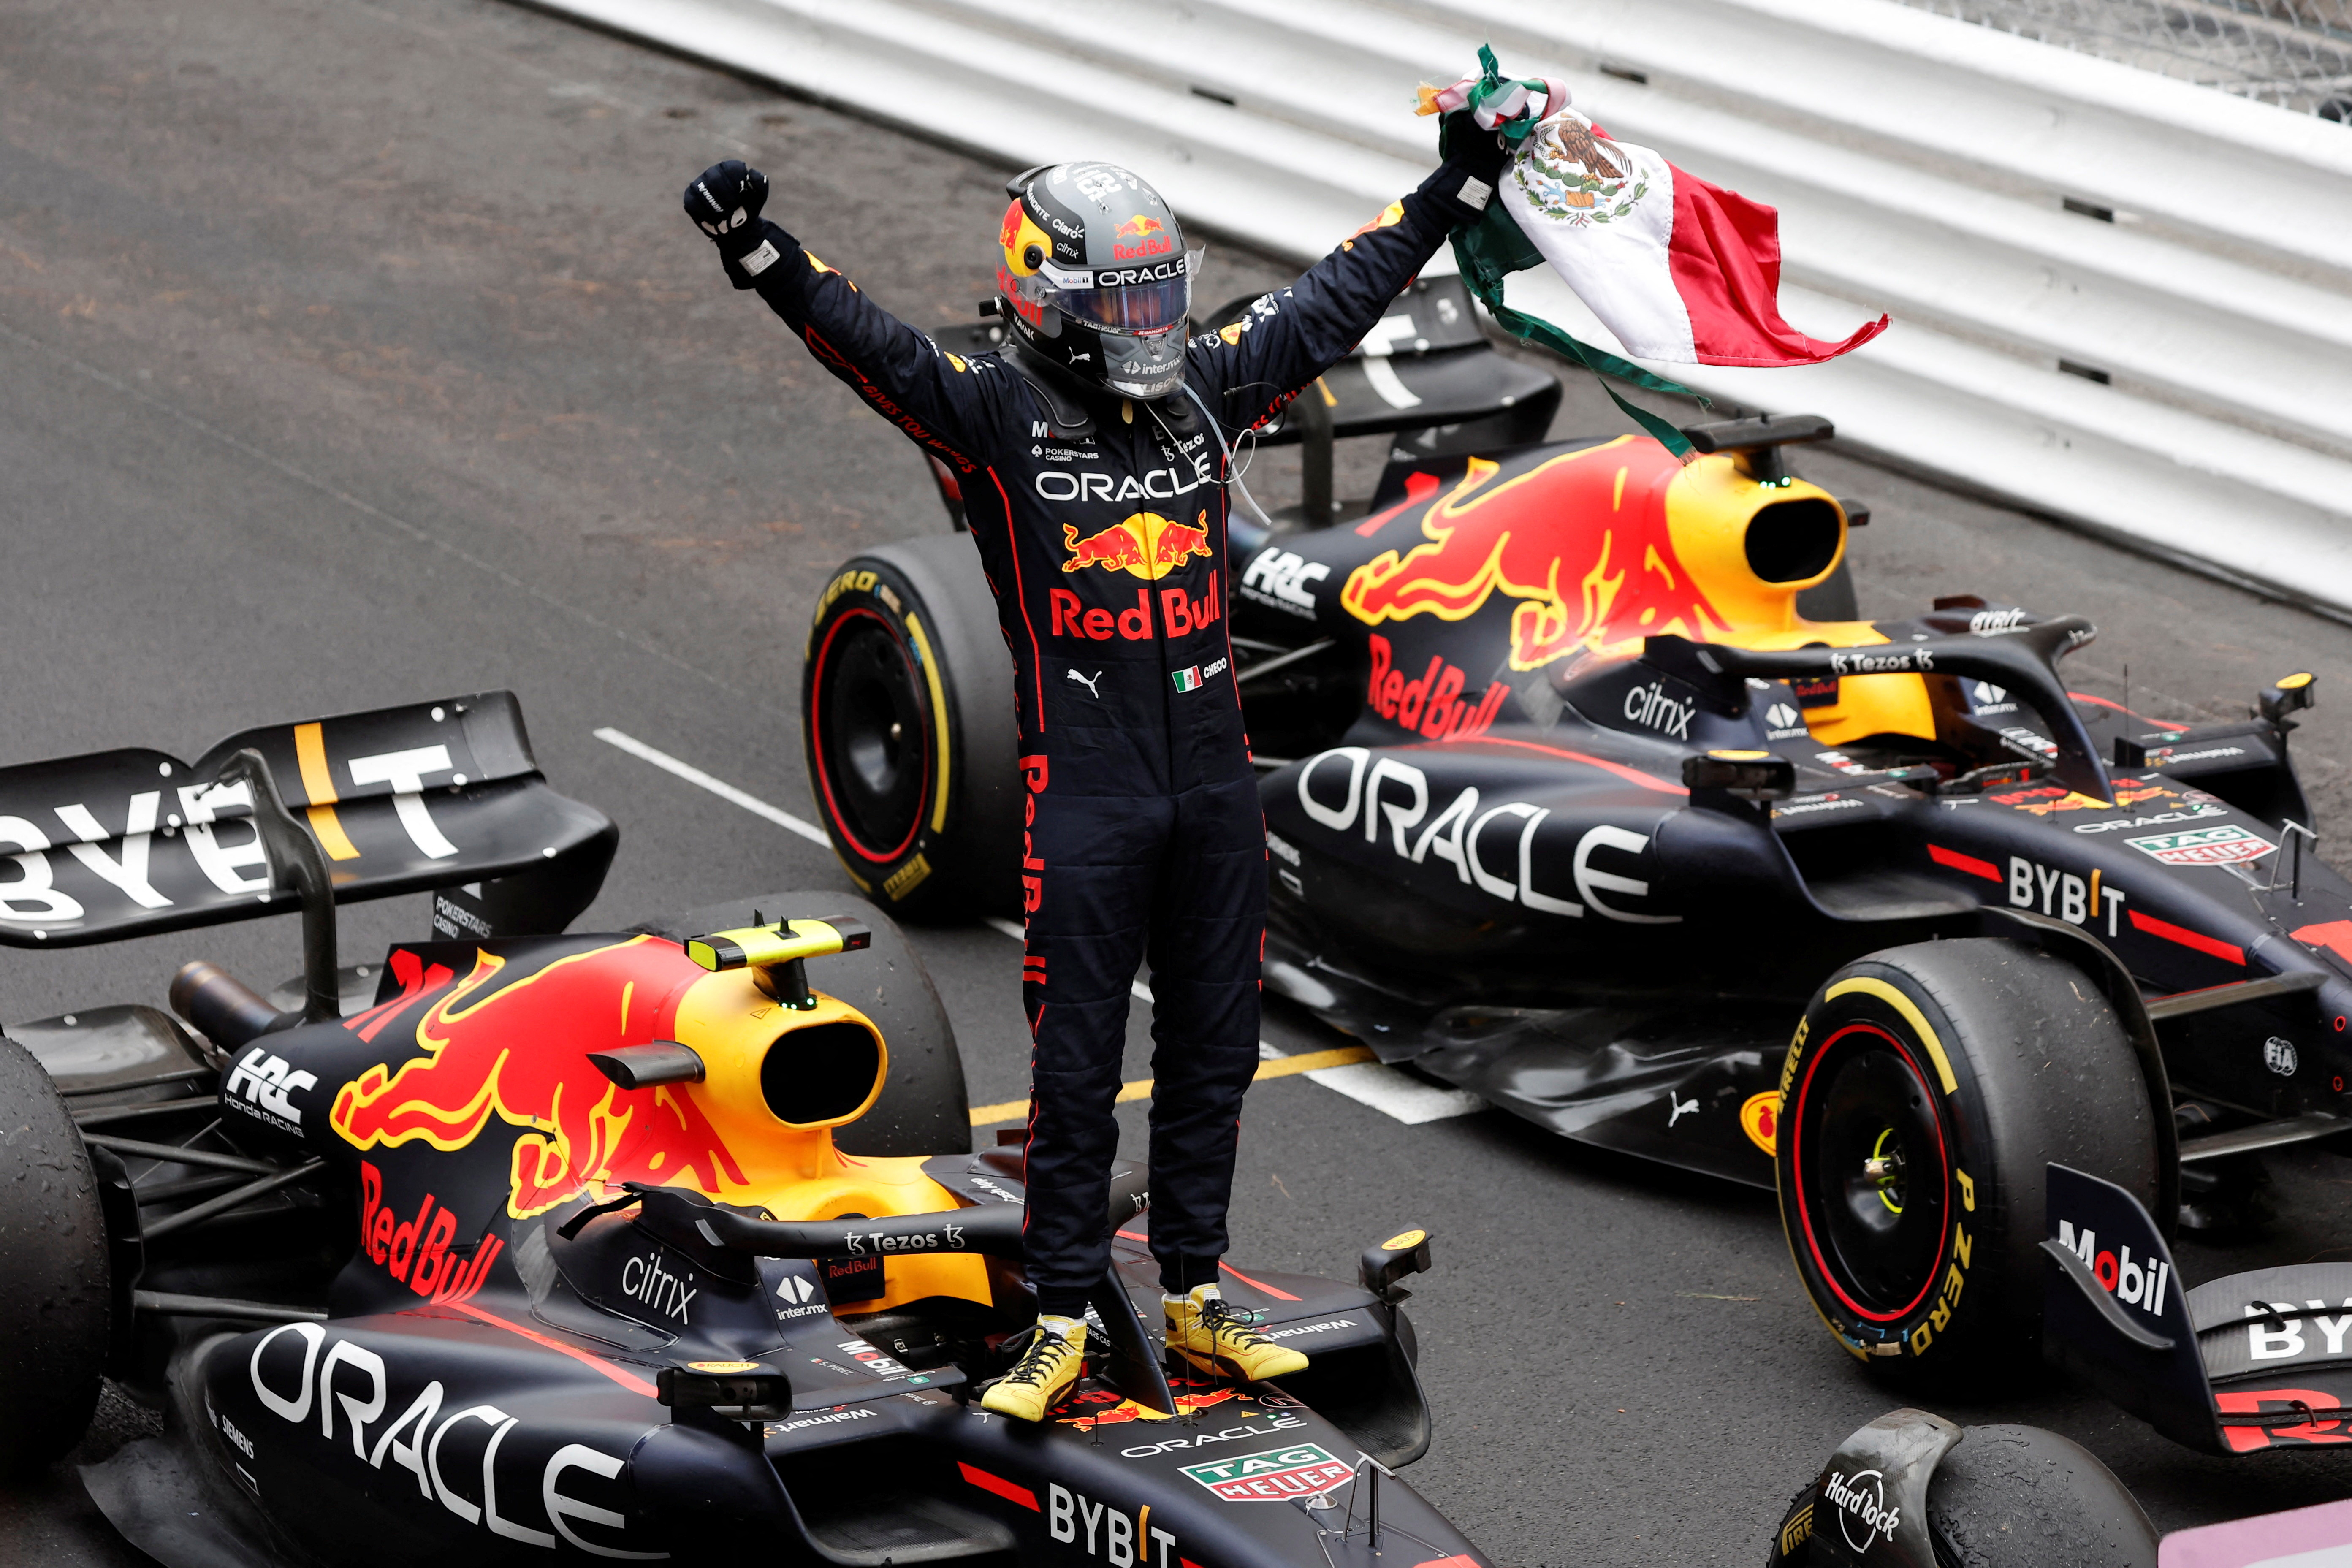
979,1315,1088,1422
1165,1286,1309,1381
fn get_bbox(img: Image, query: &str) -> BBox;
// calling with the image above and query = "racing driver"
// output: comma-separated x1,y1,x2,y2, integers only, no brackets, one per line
684,123,1508,1420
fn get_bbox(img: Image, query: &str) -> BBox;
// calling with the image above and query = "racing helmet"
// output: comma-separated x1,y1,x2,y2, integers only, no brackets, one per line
996,162,1200,401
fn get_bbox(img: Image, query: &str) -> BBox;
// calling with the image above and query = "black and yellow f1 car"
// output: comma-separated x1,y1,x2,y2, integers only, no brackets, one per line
799,279,2345,1389
0,696,1472,1568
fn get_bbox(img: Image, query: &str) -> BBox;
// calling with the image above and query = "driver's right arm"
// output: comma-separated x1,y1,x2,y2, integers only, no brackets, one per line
687,162,1004,471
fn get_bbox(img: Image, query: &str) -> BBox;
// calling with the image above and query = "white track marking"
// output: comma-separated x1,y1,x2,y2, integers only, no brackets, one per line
1303,1063,1487,1124
593,728,829,846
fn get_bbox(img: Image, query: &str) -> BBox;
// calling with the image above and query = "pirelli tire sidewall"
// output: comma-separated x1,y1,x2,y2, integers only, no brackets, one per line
1775,939,2156,1385
0,1032,110,1473
803,537,1020,921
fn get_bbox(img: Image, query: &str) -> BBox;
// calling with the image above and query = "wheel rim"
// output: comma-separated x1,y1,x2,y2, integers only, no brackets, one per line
811,608,929,863
1791,1022,1951,1322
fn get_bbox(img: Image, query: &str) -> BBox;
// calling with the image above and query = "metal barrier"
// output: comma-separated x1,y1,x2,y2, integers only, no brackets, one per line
546,0,2352,616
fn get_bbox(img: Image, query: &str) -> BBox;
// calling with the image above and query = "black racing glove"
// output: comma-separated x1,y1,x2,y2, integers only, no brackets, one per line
684,161,773,262
1440,110,1513,187
1427,110,1514,224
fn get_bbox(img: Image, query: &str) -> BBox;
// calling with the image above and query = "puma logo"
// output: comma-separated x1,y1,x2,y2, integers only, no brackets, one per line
1066,668,1102,698
1668,1093,1698,1128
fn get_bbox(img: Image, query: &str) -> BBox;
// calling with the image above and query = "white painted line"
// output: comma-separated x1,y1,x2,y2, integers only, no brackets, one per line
1295,1062,1488,1125
594,727,830,847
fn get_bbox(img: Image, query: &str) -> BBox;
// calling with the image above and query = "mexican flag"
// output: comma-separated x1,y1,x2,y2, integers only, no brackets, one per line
1422,53,1886,448
1493,110,1885,366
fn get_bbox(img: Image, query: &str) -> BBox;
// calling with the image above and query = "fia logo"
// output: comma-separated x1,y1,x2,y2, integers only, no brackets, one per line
2265,1036,2299,1077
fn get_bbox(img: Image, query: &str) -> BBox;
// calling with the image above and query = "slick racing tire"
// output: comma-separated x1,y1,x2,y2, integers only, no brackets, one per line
0,1032,110,1474
638,890,972,1157
803,536,1020,921
1765,1424,2154,1568
1777,939,2156,1386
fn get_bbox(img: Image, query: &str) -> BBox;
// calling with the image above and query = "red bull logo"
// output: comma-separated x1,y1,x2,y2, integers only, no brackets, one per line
357,1159,503,1305
331,938,746,1219
1365,635,1507,740
1341,442,1730,671
1062,511,1212,581
1113,214,1174,260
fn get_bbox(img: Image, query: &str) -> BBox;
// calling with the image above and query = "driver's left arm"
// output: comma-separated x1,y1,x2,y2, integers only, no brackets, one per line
1191,163,1494,434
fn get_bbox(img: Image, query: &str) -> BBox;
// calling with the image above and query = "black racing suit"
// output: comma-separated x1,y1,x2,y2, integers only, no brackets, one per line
729,167,1482,1316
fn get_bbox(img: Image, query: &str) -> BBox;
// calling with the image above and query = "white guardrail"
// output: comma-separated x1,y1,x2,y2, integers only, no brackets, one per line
543,0,2352,617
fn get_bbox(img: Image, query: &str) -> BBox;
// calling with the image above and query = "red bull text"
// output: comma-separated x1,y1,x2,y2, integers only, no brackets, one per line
1113,214,1174,260
1366,635,1508,740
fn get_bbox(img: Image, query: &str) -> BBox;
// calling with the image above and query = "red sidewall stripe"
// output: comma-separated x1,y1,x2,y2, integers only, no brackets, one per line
809,605,930,864
1789,1020,1953,1325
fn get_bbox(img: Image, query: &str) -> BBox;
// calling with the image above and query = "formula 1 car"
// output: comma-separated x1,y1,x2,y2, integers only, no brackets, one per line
0,696,1472,1568
798,283,2347,1387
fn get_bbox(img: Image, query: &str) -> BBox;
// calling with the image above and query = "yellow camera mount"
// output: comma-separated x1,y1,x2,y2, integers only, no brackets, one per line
685,913,873,1010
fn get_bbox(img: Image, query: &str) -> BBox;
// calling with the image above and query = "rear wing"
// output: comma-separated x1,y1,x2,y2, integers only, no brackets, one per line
0,692,614,948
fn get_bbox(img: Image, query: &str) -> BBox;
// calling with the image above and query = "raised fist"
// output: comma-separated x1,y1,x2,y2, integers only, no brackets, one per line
1438,110,1511,187
684,161,770,249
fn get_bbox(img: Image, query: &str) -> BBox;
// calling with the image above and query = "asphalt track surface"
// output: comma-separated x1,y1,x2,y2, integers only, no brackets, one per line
6,2,2352,1563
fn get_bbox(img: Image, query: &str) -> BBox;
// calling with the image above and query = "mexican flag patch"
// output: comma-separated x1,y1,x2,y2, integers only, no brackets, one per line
1170,666,1202,693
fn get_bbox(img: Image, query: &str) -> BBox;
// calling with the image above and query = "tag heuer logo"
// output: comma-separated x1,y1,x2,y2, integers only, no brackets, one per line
1178,1443,1353,1503
2125,823,2274,866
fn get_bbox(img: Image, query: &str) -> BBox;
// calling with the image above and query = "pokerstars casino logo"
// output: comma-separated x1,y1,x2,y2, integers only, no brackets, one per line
1178,1443,1354,1503
1822,1469,1902,1552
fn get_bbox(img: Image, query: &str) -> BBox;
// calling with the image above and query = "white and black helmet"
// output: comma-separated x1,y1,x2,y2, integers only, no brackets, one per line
995,162,1200,401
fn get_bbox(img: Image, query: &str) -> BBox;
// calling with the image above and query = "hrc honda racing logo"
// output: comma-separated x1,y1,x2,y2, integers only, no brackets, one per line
226,1046,317,1132
1823,1469,1902,1552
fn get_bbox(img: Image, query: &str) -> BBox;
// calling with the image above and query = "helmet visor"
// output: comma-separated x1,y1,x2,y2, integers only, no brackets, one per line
1008,247,1202,337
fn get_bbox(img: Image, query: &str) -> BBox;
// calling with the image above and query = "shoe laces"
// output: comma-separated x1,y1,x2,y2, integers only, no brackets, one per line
1197,1297,1270,1344
997,1323,1082,1389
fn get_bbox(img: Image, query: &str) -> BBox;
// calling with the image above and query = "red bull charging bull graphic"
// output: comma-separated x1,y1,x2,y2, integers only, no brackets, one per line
1341,441,1731,671
1062,510,1212,580
1113,213,1174,260
331,937,746,1219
